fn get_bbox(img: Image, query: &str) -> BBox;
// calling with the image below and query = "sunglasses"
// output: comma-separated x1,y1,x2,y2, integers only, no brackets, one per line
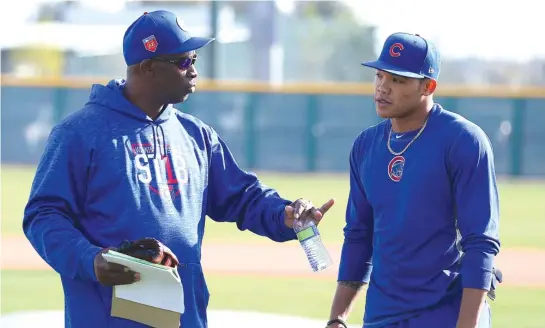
153,54,197,70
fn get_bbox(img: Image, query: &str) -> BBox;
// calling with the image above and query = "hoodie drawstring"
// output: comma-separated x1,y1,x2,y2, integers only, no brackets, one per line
152,124,167,159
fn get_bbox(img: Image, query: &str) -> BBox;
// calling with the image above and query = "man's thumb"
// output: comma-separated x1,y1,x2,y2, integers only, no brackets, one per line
284,205,294,218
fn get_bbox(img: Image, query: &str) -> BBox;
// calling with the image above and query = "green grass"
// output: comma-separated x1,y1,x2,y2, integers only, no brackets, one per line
3,165,544,249
2,270,544,328
2,167,543,326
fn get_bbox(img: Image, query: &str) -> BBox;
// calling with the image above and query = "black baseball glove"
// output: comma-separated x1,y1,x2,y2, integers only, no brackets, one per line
113,237,179,268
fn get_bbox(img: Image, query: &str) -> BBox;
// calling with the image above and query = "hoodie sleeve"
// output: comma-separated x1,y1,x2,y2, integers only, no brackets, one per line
23,124,103,281
205,127,296,242
449,125,501,291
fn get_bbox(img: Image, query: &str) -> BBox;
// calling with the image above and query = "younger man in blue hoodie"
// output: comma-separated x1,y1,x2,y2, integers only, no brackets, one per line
23,10,334,328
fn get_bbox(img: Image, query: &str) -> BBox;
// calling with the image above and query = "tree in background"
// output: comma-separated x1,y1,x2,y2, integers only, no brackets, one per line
214,0,376,82
282,1,377,82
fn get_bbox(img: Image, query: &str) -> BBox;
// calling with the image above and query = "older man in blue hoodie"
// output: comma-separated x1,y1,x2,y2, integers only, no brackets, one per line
23,10,334,328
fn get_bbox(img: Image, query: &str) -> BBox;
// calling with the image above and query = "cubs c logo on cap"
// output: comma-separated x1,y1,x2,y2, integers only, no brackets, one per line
389,43,404,57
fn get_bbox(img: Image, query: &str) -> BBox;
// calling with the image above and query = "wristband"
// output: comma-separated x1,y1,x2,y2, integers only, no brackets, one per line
326,318,348,328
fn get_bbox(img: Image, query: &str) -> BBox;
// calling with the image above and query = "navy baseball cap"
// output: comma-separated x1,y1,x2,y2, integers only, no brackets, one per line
361,32,441,80
123,10,215,66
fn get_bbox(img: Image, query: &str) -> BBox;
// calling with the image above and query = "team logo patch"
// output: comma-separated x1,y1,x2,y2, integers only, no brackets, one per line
142,35,158,52
388,155,405,182
389,42,404,57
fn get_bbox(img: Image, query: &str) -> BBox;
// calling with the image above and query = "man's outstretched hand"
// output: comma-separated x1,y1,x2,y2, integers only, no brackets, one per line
284,198,335,229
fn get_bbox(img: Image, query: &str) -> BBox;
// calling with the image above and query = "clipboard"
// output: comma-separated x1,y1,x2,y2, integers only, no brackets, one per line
102,250,184,327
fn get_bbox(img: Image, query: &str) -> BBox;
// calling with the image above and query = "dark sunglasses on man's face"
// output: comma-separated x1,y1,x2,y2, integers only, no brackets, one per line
153,54,197,70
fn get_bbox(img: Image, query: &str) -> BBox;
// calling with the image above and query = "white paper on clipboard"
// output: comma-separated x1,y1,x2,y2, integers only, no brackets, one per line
102,250,185,314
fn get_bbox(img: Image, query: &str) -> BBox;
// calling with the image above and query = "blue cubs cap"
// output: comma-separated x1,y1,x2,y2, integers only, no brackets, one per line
361,32,441,80
123,10,215,66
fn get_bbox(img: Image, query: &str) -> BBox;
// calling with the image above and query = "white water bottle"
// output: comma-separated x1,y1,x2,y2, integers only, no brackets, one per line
294,218,333,272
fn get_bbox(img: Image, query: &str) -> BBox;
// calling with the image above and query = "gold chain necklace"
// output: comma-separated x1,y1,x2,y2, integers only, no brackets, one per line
387,115,430,156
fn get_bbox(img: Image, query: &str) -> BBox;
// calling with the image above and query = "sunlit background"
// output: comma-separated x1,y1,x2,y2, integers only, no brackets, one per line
1,1,544,327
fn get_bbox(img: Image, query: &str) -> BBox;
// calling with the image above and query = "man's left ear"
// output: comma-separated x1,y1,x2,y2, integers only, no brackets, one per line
424,79,437,95
139,59,155,77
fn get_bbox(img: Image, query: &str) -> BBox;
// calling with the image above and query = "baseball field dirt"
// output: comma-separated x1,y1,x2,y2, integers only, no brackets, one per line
2,236,544,287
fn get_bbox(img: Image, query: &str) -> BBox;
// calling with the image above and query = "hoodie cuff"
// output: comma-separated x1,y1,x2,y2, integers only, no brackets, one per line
79,242,104,282
338,242,373,283
277,204,297,241
461,250,495,290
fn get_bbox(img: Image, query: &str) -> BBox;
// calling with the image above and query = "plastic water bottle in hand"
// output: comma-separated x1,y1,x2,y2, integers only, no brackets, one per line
294,217,333,272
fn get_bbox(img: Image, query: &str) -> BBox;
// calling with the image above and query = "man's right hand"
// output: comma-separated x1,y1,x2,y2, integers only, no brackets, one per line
94,249,140,286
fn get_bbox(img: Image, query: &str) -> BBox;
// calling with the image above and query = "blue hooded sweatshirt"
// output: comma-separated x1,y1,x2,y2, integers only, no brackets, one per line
23,79,298,328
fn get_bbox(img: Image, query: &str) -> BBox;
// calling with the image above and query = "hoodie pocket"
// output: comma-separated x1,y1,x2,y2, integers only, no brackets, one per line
178,263,210,327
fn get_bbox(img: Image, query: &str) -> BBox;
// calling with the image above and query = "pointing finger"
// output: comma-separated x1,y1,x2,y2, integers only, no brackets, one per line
319,198,335,215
